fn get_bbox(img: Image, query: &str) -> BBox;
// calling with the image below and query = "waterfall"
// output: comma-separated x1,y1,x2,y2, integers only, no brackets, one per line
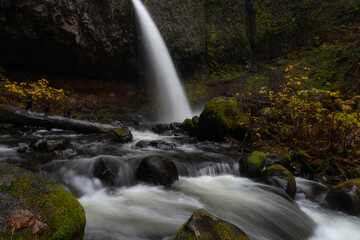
132,0,192,123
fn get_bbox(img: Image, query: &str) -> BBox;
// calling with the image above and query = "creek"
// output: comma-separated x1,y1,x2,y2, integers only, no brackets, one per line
1,127,360,240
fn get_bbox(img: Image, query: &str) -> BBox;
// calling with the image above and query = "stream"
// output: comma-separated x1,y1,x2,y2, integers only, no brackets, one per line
1,126,360,240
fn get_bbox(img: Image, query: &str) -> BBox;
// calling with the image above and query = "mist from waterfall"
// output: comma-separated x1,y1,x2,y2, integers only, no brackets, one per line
132,0,192,123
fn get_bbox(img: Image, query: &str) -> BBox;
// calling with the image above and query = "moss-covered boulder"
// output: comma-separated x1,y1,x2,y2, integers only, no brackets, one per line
196,97,249,141
325,178,360,214
181,118,197,135
174,209,249,240
240,151,266,178
107,128,133,143
0,162,85,239
261,164,297,199
136,155,179,186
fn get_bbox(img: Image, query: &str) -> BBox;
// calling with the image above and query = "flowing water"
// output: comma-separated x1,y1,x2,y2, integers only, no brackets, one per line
132,0,192,123
1,127,360,240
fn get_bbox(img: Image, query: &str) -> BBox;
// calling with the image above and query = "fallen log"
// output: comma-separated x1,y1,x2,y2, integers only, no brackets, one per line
0,105,117,134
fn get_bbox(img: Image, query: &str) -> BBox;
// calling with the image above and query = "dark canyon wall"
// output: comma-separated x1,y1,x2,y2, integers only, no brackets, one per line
0,0,359,79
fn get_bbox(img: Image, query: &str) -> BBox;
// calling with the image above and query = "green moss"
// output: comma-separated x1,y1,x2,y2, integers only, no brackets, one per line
113,128,129,137
247,151,266,168
213,222,249,240
334,178,360,196
197,97,250,141
174,223,196,240
2,163,85,240
261,164,296,198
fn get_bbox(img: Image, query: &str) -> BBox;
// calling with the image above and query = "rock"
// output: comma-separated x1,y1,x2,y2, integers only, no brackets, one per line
92,157,120,186
326,178,360,214
196,97,249,141
240,151,266,178
0,162,85,239
136,155,179,186
181,118,197,135
135,140,176,150
174,209,249,240
152,124,171,134
30,139,69,152
108,128,133,143
0,0,133,79
260,164,297,199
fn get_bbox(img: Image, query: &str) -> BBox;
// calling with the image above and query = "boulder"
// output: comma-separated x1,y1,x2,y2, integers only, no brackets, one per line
136,155,178,186
0,162,85,239
152,124,171,134
30,139,69,152
326,178,360,214
107,128,133,143
196,97,249,141
135,140,176,150
181,118,197,135
260,164,297,199
92,157,120,186
174,209,249,240
240,151,266,178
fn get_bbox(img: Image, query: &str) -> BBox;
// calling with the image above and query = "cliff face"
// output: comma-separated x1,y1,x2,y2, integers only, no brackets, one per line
0,0,359,79
0,0,133,79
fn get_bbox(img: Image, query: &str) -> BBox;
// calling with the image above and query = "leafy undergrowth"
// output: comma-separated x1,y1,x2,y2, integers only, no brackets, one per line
244,63,360,180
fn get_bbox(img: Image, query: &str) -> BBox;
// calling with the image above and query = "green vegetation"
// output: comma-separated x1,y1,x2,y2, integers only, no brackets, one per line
213,222,249,240
173,223,196,240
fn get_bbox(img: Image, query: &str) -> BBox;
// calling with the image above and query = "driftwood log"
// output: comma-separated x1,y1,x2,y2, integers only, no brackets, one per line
0,105,117,134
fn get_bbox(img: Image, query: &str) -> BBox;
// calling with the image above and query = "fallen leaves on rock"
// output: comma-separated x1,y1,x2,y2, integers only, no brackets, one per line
7,209,47,235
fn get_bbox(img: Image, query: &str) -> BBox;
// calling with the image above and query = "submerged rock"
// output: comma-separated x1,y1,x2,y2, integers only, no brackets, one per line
174,209,249,240
240,151,266,178
92,157,120,186
326,178,360,215
0,162,85,239
196,97,249,141
261,164,296,199
136,155,178,186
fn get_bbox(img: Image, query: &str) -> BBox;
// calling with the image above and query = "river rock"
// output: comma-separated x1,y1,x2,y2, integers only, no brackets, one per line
136,155,178,186
0,162,85,239
30,138,70,152
174,209,249,240
152,124,171,134
181,118,197,135
107,128,133,143
92,157,120,186
240,151,266,178
326,178,360,214
260,164,296,199
196,97,249,141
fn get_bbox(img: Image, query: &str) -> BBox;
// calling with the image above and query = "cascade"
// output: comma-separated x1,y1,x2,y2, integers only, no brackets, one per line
132,0,192,123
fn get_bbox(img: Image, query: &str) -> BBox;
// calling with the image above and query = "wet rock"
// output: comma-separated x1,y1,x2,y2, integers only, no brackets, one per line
196,97,249,141
240,151,266,178
152,124,171,134
107,128,133,143
92,157,120,186
296,178,329,203
260,164,296,199
30,139,69,152
135,140,176,150
136,155,179,186
0,162,85,239
326,178,360,215
181,118,197,135
174,209,249,240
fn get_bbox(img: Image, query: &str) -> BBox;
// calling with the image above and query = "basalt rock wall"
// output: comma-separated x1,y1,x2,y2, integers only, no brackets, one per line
0,0,359,79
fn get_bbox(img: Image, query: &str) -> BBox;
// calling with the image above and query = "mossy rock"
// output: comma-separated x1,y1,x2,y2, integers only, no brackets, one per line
196,97,249,141
240,151,266,178
261,164,297,199
181,118,197,135
326,178,360,215
174,209,249,240
0,162,85,239
107,128,133,143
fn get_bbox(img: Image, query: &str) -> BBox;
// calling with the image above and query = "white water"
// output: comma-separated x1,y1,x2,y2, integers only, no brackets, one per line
132,0,192,123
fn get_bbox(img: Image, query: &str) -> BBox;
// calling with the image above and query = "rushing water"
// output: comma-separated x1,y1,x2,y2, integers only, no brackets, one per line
1,127,360,240
132,0,192,123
